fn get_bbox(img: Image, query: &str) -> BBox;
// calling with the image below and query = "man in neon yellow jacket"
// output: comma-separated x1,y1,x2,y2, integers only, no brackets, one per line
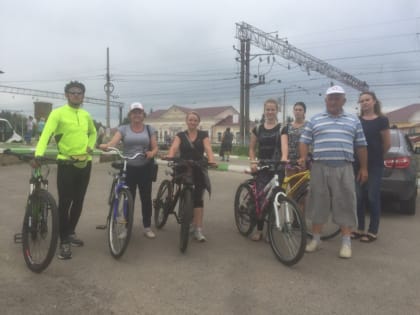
35,81,97,260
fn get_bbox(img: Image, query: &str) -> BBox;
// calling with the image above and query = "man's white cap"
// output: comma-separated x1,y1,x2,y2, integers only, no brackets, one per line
326,85,345,95
129,102,144,112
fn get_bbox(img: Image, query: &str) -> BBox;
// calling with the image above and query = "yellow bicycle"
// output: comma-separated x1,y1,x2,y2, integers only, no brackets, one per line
282,166,340,240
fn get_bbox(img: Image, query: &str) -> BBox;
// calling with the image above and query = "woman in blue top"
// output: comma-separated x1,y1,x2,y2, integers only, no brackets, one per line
353,92,391,242
100,102,159,239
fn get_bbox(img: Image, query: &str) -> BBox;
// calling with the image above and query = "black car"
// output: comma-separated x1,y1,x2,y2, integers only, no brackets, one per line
381,128,418,215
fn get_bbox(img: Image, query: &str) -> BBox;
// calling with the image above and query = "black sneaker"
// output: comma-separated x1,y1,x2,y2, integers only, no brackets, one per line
57,242,72,260
68,234,84,247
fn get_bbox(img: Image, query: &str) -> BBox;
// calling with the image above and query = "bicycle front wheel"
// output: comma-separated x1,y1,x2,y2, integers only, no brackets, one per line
268,192,306,266
108,187,134,258
178,187,193,253
295,184,340,240
22,189,59,273
154,180,173,229
234,183,256,236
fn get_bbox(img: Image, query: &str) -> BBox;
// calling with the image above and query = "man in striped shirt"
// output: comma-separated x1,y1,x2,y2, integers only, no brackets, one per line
299,85,368,259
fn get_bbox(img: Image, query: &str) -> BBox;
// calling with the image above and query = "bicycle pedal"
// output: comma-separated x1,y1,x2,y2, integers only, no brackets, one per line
14,233,22,243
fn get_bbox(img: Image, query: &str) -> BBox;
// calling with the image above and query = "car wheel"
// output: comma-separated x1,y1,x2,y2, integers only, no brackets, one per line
400,193,417,215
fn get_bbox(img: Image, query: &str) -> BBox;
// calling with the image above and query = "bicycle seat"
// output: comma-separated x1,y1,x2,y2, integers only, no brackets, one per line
111,161,124,170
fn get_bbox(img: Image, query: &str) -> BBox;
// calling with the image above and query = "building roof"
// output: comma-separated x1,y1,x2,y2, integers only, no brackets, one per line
386,103,420,123
214,115,239,126
147,105,236,119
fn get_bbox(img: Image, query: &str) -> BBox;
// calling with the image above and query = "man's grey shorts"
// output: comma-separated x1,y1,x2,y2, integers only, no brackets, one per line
308,161,357,228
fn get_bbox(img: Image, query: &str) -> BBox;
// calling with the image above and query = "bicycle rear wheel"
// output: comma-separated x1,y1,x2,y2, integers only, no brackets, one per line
179,187,193,253
22,189,59,273
108,187,134,258
295,184,340,240
234,183,256,236
154,180,173,229
268,192,306,266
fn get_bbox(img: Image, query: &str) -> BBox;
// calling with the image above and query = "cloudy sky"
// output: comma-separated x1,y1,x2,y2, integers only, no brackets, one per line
1,0,420,126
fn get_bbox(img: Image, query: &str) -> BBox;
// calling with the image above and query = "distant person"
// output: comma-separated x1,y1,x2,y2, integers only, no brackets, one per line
36,117,45,140
299,85,368,259
220,127,234,162
35,81,97,260
96,123,105,147
352,91,390,243
25,116,34,144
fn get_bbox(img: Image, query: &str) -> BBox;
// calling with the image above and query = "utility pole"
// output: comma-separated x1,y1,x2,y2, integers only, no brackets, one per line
239,40,245,145
104,47,115,128
244,40,251,145
283,88,286,126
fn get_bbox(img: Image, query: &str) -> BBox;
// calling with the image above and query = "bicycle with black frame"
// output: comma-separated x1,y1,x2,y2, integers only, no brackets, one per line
153,157,212,253
4,149,59,273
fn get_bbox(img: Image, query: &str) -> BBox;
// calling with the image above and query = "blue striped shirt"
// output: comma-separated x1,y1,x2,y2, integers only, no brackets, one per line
300,110,367,162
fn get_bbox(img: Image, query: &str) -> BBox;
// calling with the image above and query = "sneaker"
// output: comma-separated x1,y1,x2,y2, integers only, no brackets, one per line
57,242,72,260
251,231,262,241
68,234,84,247
189,224,195,234
144,228,156,239
305,239,321,253
193,229,207,242
118,227,127,240
339,244,352,259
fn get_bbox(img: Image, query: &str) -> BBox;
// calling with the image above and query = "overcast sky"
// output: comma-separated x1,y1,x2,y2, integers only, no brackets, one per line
1,0,420,126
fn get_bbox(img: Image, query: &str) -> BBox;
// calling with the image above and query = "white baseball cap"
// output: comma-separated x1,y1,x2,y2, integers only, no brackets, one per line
129,102,144,112
326,85,345,95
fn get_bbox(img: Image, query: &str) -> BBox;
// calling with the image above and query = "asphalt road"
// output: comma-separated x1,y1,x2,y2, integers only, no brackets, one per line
1,162,419,315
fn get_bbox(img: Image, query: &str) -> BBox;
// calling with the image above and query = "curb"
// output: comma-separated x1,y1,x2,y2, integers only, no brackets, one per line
156,159,250,174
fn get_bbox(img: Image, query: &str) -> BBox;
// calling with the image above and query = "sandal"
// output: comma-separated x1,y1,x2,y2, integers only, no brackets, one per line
360,233,377,243
351,231,364,240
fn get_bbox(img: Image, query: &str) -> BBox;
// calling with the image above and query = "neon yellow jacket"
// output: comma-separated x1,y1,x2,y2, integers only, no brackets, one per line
35,104,97,161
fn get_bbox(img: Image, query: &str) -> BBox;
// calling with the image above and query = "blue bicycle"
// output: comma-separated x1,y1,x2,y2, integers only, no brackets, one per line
98,147,144,258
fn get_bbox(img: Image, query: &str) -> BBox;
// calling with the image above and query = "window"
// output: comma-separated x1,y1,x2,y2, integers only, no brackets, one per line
217,132,222,142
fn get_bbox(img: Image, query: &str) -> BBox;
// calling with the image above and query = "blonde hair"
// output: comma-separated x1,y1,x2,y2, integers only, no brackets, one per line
186,111,201,122
264,98,279,111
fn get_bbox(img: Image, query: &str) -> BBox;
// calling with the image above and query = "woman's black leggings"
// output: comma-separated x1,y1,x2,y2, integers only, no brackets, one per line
126,164,153,228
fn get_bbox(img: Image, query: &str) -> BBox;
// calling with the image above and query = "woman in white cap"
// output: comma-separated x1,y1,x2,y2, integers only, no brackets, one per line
100,102,158,238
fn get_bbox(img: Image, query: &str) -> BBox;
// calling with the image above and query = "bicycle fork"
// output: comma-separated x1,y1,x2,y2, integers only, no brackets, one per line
272,191,290,231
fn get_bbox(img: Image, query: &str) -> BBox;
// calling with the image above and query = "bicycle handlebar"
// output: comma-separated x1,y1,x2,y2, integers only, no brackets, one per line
105,147,146,160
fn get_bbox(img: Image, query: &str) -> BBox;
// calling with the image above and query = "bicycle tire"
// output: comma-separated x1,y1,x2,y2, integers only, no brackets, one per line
295,184,340,240
268,192,306,266
153,180,173,229
234,183,256,236
22,189,59,273
108,187,134,258
179,187,193,253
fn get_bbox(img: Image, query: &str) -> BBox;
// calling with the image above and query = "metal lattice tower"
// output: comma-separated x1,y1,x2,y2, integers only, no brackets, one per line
236,22,369,91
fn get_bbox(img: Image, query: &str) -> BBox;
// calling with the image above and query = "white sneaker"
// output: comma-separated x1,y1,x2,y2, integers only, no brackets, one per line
118,228,127,240
193,230,207,242
305,239,321,253
144,228,156,239
339,244,352,258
